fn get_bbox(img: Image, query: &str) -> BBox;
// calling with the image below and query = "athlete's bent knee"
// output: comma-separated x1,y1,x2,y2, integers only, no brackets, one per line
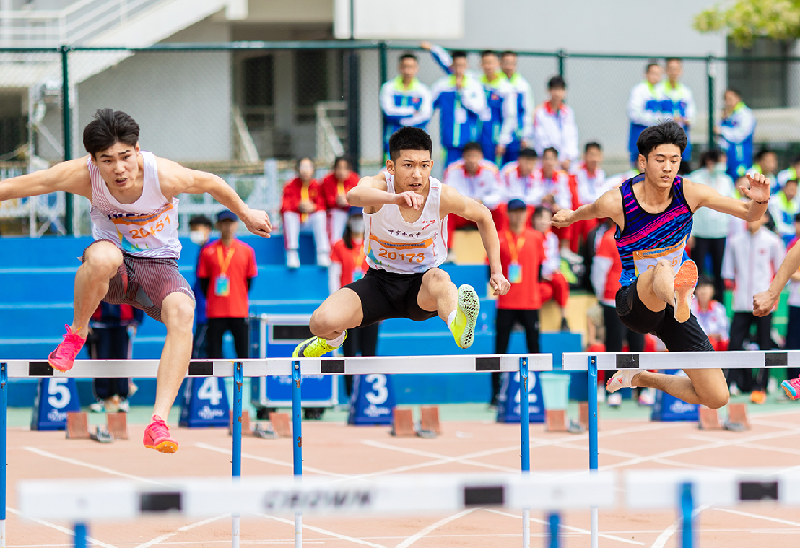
83,243,122,276
703,390,729,410
163,295,195,333
426,268,451,286
309,309,337,336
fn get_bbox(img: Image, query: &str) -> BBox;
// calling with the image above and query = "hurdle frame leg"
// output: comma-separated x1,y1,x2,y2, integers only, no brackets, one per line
292,359,303,548
73,522,87,548
547,511,560,548
680,482,694,548
1,362,6,548
232,361,243,548
588,356,599,548
519,357,530,548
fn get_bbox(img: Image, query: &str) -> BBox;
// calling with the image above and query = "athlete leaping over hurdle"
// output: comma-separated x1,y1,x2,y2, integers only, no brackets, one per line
293,127,511,358
0,109,272,453
554,120,770,409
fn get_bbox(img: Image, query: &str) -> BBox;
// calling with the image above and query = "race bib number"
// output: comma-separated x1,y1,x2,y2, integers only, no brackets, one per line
632,237,687,276
110,204,174,252
368,234,433,269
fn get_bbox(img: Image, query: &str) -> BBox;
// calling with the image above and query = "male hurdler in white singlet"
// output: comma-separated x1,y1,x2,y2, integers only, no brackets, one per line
0,109,272,453
293,127,511,358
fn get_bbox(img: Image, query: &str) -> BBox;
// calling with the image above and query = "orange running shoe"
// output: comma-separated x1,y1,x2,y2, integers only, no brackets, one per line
750,390,766,404
143,415,178,453
48,325,87,372
673,260,698,323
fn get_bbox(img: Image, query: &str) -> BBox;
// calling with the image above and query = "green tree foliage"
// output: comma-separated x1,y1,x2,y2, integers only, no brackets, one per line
694,0,800,46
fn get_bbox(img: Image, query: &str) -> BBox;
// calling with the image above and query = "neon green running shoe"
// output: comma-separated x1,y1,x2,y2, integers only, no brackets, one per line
292,332,347,358
450,284,480,349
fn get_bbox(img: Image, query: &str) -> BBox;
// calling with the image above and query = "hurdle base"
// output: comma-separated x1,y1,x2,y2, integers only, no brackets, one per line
269,412,293,437
66,412,91,440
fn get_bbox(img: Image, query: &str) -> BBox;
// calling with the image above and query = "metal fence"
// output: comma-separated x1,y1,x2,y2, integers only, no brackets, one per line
0,41,799,236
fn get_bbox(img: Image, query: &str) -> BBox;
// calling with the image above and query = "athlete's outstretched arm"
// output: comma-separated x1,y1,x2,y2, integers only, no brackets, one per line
552,188,624,228
754,242,800,316
684,172,769,221
441,184,510,296
158,159,272,237
0,158,91,201
347,172,426,213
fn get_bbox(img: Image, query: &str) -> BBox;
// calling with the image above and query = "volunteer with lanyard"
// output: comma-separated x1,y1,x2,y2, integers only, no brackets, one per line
329,209,380,396
198,209,258,359
491,198,546,405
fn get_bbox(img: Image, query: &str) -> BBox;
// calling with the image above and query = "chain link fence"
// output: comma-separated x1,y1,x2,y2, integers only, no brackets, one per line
1,42,799,236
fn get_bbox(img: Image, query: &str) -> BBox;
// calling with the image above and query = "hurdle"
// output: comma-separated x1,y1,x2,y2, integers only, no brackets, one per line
16,471,616,547
0,353,552,548
561,349,797,548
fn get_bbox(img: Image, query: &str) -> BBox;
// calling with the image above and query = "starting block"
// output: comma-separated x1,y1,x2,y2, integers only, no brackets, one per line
698,407,723,430
229,411,252,435
391,408,415,437
228,412,280,439
65,412,91,440
67,412,129,442
268,412,292,438
419,406,441,436
697,404,750,431
545,409,569,432
579,402,595,431
107,413,128,440
727,403,750,430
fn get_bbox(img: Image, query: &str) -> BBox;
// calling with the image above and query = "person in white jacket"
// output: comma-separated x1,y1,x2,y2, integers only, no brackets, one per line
532,76,578,170
627,63,665,165
723,210,785,402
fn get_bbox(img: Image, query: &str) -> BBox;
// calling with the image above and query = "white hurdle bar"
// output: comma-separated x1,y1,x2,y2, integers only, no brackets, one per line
562,350,798,371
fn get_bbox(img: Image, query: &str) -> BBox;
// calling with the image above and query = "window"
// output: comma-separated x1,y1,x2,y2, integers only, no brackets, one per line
243,55,274,108
727,37,790,109
295,50,329,123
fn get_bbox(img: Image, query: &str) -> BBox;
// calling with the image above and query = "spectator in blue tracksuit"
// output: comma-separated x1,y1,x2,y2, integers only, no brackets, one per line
658,58,695,163
627,63,665,165
476,50,517,166
189,215,213,358
379,53,432,156
717,88,756,181
425,45,488,167
501,50,533,165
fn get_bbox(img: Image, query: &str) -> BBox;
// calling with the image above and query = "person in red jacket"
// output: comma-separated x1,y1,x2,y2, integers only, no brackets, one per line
492,198,546,405
321,156,360,244
281,157,330,268
329,209,380,397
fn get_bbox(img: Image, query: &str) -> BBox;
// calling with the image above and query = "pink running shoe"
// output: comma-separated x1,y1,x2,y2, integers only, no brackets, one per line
782,378,800,401
48,325,87,372
143,415,178,453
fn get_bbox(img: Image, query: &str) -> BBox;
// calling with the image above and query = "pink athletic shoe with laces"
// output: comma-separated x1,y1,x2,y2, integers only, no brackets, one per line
782,378,800,401
48,325,87,372
143,415,178,453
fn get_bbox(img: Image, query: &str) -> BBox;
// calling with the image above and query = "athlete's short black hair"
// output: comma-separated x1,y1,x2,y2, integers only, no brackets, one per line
462,141,483,155
542,146,559,158
548,75,566,90
518,148,538,160
389,127,432,162
399,52,417,63
481,50,497,59
451,50,467,61
501,50,516,58
637,120,687,159
83,109,139,158
585,141,602,153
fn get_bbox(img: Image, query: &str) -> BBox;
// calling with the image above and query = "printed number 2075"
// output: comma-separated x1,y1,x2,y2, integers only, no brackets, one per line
378,248,424,263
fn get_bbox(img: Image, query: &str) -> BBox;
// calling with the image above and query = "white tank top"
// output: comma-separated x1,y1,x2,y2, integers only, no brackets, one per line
364,175,448,274
89,151,181,259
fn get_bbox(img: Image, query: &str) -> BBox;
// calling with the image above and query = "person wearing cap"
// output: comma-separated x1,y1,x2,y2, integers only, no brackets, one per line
493,198,546,405
197,210,258,359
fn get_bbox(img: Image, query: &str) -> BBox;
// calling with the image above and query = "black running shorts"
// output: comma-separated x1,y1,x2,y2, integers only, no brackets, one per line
346,267,438,327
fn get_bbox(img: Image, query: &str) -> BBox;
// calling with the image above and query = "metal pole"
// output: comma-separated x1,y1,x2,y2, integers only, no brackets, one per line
379,41,388,155
706,55,715,152
519,357,530,548
346,51,361,174
557,49,566,78
588,356,599,548
232,361,243,548
73,523,87,548
680,482,694,548
0,362,6,548
292,359,303,548
60,45,73,235
547,512,560,548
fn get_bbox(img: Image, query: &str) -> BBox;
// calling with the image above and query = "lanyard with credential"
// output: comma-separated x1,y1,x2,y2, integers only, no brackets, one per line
217,246,236,275
505,231,525,284
214,245,236,297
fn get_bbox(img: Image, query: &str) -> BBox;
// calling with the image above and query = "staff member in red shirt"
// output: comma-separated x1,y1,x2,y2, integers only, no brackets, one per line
321,156,360,245
492,198,546,405
198,210,258,359
281,157,330,268
329,209,380,396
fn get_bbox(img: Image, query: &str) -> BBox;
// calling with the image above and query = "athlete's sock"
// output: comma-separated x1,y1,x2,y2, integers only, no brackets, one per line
326,332,345,348
447,310,457,330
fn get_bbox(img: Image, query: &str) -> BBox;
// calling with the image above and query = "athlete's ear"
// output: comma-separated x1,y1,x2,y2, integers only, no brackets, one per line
135,142,140,153
638,153,645,173
386,159,395,175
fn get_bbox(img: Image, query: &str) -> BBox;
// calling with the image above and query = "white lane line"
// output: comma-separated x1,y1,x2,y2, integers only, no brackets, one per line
194,442,350,478
649,506,707,548
485,508,644,545
395,509,474,548
359,441,521,474
711,507,800,527
23,447,164,485
134,515,228,548
6,507,118,548
257,513,386,548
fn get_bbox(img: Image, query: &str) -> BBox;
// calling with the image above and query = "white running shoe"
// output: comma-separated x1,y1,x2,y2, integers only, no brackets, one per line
286,249,300,269
317,251,331,268
606,369,640,393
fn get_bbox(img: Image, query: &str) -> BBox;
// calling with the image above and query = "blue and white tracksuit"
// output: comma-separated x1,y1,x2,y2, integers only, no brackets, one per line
718,102,756,181
627,82,665,163
504,72,533,164
380,77,433,154
658,81,696,162
478,74,517,165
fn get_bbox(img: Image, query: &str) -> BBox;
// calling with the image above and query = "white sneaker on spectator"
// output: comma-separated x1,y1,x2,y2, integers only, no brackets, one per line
607,393,622,407
729,383,740,396
286,249,300,269
89,401,105,413
638,387,656,406
317,251,331,268
118,399,129,413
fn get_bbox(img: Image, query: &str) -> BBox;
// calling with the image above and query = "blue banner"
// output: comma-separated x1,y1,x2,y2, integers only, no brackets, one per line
348,374,396,425
179,377,231,427
651,370,698,421
31,378,81,431
251,375,337,407
496,371,545,423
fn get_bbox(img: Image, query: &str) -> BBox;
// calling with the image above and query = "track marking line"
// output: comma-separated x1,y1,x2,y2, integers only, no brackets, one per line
195,442,350,478
649,505,707,548
134,514,228,548
711,507,800,527
358,441,522,475
257,513,387,547
23,447,165,485
485,508,644,545
6,507,119,548
395,509,475,548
